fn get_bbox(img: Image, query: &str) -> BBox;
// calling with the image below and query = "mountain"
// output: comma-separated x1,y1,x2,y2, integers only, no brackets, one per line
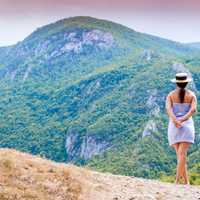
0,148,200,200
0,16,200,181
187,42,200,50
0,16,197,82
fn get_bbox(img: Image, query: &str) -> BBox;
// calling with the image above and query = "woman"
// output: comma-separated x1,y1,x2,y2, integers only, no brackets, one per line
166,72,197,184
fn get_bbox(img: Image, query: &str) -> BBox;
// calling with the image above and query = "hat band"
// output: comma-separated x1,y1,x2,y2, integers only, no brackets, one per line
176,76,187,80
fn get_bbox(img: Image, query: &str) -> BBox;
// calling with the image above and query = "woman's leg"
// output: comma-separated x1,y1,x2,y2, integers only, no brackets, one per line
178,142,190,184
172,143,181,183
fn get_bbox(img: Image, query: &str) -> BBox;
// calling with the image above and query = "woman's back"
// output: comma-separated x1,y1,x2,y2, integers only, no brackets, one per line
169,89,195,104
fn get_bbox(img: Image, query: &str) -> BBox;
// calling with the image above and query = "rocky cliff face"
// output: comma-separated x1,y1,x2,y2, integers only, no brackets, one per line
0,148,200,200
65,126,112,162
0,27,117,82
142,89,160,138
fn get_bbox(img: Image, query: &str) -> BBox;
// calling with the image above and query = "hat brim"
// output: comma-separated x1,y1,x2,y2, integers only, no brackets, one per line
170,78,192,83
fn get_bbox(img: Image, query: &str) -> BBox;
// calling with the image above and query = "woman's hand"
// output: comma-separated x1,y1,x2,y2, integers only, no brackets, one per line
178,93,197,122
173,119,183,128
178,117,186,123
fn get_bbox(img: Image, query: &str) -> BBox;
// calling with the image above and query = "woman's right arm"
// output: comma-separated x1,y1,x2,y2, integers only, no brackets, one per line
179,93,197,122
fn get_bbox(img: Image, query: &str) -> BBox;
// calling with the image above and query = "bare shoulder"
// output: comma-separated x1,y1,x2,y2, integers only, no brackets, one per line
186,89,197,104
167,90,175,98
166,91,175,102
187,89,196,98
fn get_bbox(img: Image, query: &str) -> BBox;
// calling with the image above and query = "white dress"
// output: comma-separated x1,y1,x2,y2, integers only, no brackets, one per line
167,102,195,146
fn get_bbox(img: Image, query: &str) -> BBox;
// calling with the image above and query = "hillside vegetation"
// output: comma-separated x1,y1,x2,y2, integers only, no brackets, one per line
0,16,199,181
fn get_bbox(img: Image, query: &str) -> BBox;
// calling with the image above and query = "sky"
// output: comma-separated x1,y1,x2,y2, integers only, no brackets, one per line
0,0,200,46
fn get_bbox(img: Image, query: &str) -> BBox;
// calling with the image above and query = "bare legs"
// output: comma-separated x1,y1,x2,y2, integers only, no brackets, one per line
173,143,181,183
172,142,190,184
179,142,190,184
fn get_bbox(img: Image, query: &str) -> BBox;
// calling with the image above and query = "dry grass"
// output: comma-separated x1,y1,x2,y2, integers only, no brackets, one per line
0,148,82,200
0,148,200,200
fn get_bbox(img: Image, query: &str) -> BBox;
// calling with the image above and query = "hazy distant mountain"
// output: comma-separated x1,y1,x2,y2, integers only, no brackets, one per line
0,16,199,180
187,42,200,49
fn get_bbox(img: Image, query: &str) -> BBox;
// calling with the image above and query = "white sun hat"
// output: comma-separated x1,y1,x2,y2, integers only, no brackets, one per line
170,72,192,83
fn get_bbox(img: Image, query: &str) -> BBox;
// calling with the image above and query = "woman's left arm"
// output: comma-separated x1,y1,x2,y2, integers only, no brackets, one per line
180,93,197,122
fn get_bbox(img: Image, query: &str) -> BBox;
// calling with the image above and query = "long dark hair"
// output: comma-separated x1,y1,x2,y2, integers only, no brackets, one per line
176,82,188,103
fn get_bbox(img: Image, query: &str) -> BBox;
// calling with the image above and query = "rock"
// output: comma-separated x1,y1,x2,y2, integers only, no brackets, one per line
61,29,115,54
61,42,83,53
85,80,101,96
142,120,157,137
146,88,160,117
65,129,78,161
10,69,18,81
65,127,112,161
141,49,158,61
142,89,160,138
83,29,114,49
23,65,32,82
80,134,111,160
34,40,51,56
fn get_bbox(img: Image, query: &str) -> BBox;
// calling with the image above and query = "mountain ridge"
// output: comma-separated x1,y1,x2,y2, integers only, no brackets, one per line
1,16,199,53
187,42,200,49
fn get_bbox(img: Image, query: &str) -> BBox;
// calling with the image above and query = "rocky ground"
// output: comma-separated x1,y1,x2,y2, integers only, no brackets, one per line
0,148,199,200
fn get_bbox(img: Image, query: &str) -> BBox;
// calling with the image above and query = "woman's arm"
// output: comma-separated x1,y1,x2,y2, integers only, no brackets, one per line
165,93,182,128
165,93,177,122
179,93,197,122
